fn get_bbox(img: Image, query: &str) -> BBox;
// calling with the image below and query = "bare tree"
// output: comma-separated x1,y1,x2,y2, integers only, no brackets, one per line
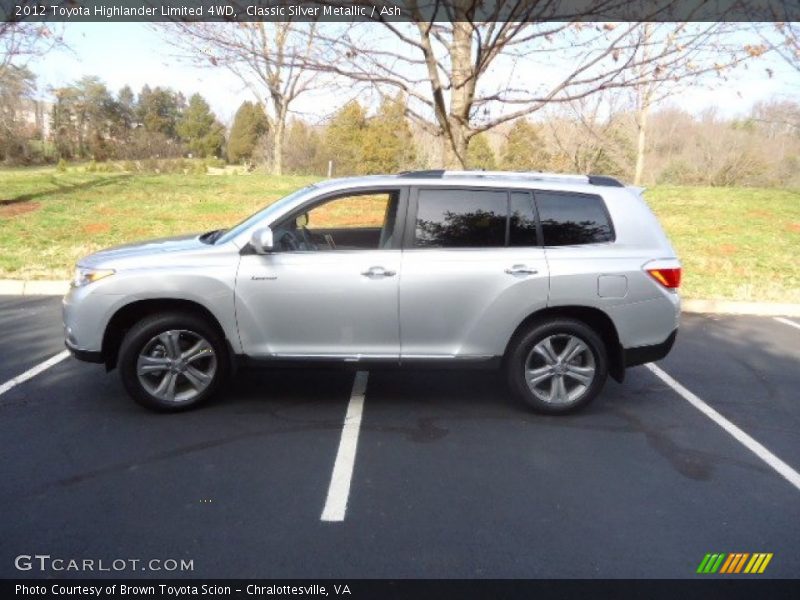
160,19,326,174
544,90,633,177
626,23,761,184
1,2,66,162
771,22,800,72
750,98,800,133
1,3,64,70
318,1,756,170
547,22,760,184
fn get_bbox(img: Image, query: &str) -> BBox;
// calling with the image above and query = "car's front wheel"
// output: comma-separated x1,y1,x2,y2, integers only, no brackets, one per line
506,318,608,414
118,312,228,411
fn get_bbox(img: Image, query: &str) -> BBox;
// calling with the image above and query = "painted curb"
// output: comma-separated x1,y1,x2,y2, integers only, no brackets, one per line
0,280,69,296
1,280,799,318
681,299,800,317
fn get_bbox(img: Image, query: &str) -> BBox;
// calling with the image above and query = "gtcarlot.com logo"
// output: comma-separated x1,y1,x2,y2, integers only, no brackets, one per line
14,554,194,573
696,552,773,574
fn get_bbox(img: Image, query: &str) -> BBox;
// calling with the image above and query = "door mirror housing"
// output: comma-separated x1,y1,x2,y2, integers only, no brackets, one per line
250,227,274,254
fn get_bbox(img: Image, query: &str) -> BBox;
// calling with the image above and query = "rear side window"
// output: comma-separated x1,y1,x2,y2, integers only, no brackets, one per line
414,189,507,248
535,192,614,246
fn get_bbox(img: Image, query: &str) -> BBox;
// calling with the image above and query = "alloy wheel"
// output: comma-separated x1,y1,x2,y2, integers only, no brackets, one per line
524,334,597,405
136,329,217,403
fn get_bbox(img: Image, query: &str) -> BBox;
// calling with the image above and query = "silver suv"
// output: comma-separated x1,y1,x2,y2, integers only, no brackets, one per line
63,171,681,413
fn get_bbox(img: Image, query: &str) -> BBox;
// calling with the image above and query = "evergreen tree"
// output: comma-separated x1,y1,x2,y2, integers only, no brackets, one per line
227,101,268,163
79,77,115,160
0,66,36,162
51,87,79,159
361,94,416,174
51,77,115,160
283,119,323,174
466,134,497,170
114,85,136,132
137,85,182,138
177,94,225,158
323,100,367,176
500,119,550,171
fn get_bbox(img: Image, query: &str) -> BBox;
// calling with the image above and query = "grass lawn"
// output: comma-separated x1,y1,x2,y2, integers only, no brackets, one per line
0,167,319,280
646,186,800,303
1,167,798,303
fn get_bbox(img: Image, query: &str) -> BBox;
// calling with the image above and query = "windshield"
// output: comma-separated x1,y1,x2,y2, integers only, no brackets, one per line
214,185,317,245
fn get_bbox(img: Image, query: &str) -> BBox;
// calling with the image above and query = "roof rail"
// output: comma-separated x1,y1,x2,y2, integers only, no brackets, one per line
397,170,445,178
396,169,625,187
444,170,588,183
587,175,624,187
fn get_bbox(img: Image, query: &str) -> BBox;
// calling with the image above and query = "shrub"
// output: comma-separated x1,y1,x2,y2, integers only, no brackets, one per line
203,157,226,169
117,157,209,175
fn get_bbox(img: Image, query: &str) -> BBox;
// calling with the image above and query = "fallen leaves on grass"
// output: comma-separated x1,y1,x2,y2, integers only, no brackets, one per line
82,222,111,234
0,201,41,218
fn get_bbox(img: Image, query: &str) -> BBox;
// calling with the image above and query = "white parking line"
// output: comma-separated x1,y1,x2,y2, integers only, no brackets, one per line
321,370,368,522
0,350,71,398
646,363,800,492
773,316,800,332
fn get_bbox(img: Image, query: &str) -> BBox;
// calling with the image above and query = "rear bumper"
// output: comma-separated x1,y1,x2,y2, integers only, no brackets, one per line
65,340,104,364
623,329,677,368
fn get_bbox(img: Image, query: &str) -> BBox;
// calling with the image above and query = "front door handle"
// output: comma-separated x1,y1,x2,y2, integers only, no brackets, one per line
361,266,396,278
505,264,538,276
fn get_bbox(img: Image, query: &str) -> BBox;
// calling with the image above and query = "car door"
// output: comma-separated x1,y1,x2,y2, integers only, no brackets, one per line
235,188,406,359
398,187,550,361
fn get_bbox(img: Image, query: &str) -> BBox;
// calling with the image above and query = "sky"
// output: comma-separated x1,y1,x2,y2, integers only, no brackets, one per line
28,22,800,126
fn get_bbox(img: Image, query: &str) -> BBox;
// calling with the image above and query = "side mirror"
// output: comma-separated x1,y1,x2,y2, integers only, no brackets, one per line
250,227,274,254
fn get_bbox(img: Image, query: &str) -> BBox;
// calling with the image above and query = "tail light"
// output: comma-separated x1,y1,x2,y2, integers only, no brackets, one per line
647,267,681,289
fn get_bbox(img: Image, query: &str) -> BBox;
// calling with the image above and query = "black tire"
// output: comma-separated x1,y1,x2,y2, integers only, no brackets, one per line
118,311,228,412
505,318,608,414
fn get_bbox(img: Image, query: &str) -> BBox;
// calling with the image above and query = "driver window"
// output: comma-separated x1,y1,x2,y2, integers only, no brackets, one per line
274,191,399,252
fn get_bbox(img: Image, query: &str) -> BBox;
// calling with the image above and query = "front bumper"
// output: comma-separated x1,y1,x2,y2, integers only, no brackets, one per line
65,339,104,364
62,283,121,362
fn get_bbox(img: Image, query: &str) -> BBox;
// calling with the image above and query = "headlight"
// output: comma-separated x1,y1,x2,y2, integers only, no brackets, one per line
71,267,115,288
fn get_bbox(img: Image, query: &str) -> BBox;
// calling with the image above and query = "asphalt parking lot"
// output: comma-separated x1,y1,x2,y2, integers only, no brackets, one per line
1,296,798,579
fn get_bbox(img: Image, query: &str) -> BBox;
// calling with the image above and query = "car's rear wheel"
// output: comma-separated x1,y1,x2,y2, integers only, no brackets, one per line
118,312,227,411
506,318,608,414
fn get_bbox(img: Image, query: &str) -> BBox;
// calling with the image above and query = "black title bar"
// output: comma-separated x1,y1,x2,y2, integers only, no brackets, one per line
1,0,799,22
5,579,800,600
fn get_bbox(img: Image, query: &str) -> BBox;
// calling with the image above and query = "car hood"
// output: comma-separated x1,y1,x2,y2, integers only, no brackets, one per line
79,233,207,268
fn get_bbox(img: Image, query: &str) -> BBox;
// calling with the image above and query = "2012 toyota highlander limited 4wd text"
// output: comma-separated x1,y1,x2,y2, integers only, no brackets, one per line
63,170,681,413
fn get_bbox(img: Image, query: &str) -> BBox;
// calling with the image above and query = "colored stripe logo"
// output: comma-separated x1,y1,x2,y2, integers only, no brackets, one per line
696,553,773,574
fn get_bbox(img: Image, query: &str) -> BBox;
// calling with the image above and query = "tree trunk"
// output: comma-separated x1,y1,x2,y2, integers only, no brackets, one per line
441,127,469,169
272,122,284,175
634,100,649,185
443,14,474,170
633,23,652,186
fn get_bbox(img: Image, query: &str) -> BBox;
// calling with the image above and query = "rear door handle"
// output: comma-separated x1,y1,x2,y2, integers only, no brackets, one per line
505,264,538,276
361,266,396,278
